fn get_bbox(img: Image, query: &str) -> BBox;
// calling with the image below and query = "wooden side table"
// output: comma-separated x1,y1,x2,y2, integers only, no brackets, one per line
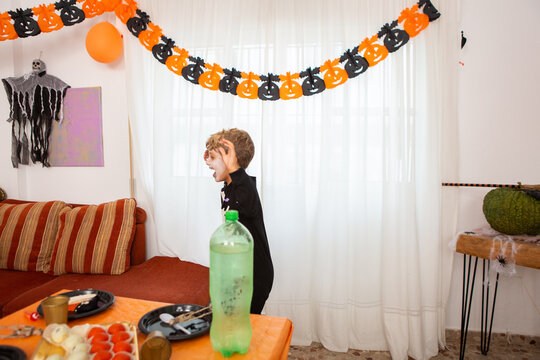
455,232,540,360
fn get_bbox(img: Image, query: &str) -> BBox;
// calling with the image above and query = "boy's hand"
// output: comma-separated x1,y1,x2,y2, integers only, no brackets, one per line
219,139,240,173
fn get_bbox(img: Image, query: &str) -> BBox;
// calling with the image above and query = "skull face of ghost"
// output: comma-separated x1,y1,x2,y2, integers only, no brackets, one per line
32,59,46,74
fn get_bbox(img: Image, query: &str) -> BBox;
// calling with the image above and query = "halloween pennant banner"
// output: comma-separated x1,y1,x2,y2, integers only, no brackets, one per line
0,0,441,101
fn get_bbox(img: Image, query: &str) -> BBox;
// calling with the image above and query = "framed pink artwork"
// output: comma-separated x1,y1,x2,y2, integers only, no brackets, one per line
49,87,104,167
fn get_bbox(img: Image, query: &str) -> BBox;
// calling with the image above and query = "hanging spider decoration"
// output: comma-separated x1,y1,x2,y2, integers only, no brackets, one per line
495,254,507,267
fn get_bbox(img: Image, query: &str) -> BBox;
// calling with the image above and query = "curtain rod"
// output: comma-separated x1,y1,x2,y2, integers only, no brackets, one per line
442,183,540,190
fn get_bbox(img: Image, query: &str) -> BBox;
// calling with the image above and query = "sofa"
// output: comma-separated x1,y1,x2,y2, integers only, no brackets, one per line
0,198,209,318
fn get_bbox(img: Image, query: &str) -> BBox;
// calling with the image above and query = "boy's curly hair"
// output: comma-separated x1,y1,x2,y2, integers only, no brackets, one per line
206,128,255,169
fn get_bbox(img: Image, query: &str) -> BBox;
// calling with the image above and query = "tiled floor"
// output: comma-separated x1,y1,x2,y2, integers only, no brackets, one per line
288,330,540,359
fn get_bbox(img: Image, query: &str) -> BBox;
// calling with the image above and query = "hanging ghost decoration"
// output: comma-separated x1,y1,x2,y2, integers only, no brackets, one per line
2,59,69,167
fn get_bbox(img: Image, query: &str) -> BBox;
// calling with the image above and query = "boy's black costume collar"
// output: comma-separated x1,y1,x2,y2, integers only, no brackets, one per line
223,168,255,187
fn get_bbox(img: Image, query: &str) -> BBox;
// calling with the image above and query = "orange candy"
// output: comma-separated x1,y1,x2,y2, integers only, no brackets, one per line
91,341,112,354
90,332,110,343
111,331,130,343
88,326,107,339
94,350,113,360
113,341,132,353
107,323,127,335
112,353,132,360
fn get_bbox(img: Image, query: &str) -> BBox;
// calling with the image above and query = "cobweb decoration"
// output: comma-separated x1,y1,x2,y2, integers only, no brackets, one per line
489,235,520,276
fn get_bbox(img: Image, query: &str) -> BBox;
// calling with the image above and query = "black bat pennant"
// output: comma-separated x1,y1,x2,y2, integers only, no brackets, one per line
258,73,280,101
9,8,41,38
152,36,176,64
300,67,325,96
54,0,85,26
219,68,242,95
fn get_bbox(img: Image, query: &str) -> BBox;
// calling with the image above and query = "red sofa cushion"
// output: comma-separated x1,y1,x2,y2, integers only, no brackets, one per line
47,199,137,275
2,256,210,317
1,199,147,267
0,201,67,272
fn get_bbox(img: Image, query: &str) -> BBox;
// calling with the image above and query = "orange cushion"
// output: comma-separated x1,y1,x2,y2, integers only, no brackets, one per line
46,199,137,275
0,201,67,272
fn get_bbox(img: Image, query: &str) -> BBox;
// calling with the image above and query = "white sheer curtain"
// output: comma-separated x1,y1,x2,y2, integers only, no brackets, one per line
123,1,459,358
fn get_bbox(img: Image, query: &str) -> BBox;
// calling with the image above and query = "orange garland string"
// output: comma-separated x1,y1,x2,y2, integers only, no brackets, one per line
0,0,439,101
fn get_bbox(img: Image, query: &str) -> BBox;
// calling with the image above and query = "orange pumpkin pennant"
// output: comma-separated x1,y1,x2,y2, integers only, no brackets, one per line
32,4,63,33
115,0,138,24
237,72,260,99
0,12,19,41
199,63,223,90
320,58,348,89
398,4,429,37
358,35,388,66
78,0,105,18
165,47,189,76
279,72,302,100
101,0,122,12
139,22,162,51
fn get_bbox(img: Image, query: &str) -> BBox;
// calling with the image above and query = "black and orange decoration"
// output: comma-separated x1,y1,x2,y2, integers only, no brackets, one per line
0,0,440,101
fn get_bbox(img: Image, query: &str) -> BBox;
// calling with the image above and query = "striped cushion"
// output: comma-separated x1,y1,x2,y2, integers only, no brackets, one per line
0,201,67,272
47,199,137,275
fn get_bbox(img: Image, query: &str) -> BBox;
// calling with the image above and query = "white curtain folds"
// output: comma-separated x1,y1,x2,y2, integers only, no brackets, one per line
123,1,459,358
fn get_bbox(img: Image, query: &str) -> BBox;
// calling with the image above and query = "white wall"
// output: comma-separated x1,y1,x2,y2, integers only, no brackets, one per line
0,1,130,204
0,0,538,337
445,0,540,336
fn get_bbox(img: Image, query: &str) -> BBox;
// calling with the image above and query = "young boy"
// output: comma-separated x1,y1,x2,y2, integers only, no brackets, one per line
204,128,274,314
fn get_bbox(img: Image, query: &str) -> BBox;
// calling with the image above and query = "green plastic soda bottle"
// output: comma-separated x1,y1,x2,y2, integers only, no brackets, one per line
209,210,253,357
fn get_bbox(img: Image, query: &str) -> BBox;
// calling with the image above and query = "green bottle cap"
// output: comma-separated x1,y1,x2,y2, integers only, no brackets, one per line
225,210,239,221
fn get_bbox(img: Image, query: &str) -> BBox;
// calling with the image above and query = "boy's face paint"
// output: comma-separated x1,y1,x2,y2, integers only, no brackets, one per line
205,149,229,183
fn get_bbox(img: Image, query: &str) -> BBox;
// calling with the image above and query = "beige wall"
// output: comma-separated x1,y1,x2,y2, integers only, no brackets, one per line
445,0,540,335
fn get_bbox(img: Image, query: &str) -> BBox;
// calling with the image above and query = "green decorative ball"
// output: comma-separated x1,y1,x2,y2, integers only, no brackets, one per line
482,188,540,235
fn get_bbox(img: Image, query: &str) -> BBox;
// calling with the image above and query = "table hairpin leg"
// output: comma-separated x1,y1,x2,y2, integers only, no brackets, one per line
480,259,500,355
459,254,478,360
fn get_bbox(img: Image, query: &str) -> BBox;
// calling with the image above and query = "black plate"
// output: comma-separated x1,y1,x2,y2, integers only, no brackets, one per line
37,289,115,320
138,304,212,341
0,345,26,360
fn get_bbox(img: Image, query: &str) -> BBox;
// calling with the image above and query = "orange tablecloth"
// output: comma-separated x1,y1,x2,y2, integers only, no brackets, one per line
0,290,293,360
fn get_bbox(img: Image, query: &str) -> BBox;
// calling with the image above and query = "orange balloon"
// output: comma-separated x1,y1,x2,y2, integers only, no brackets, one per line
85,22,123,63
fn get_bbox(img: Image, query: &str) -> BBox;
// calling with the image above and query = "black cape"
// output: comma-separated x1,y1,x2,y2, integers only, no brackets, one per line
221,168,274,314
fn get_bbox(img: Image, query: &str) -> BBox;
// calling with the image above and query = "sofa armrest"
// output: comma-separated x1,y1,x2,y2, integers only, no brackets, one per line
131,207,147,265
